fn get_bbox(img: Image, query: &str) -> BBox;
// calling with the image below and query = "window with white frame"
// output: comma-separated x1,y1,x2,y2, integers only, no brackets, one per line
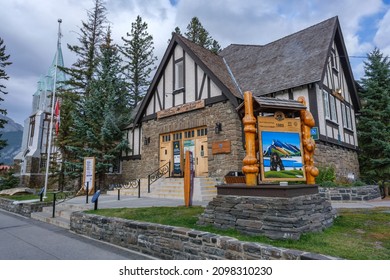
346,105,352,129
323,90,330,119
341,103,353,130
175,60,184,90
323,90,337,122
329,94,337,121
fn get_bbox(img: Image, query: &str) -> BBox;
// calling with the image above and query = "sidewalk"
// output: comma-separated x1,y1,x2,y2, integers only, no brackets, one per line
61,193,209,209
63,193,390,210
331,196,390,209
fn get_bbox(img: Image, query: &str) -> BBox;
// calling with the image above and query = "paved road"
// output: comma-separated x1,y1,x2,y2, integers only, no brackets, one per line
0,209,155,260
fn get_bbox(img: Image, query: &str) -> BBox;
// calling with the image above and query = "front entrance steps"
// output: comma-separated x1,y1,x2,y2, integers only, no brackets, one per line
107,177,218,202
31,203,92,229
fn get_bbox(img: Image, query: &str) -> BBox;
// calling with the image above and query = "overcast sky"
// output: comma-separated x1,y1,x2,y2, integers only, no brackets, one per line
1,0,389,125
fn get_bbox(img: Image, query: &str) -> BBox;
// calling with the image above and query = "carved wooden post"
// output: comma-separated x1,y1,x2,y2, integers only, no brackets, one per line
242,91,259,186
297,96,319,184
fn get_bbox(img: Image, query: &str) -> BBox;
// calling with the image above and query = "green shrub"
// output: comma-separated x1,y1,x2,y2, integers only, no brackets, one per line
316,165,336,185
352,180,366,187
0,169,19,191
320,181,338,188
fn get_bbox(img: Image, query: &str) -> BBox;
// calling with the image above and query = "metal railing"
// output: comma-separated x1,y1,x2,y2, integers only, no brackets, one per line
147,161,170,193
51,190,77,218
108,179,141,199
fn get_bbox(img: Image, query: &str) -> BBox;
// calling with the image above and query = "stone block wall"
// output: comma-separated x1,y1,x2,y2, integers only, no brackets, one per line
121,101,245,181
314,142,360,180
70,212,339,260
198,194,335,240
318,185,380,201
0,197,49,217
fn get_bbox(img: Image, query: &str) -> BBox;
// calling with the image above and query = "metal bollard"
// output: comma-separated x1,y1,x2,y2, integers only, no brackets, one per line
118,188,120,201
92,190,100,211
52,193,57,218
86,183,89,204
94,198,98,210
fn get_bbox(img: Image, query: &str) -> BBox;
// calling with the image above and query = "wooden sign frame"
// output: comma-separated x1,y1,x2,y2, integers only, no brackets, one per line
258,112,306,182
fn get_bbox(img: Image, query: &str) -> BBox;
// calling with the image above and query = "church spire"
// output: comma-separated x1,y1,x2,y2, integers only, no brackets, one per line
48,19,65,82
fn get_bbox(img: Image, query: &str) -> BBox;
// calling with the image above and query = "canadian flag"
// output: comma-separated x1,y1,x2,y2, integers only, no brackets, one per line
55,99,60,135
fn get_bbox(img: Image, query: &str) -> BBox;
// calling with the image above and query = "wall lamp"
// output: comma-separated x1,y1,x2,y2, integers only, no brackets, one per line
144,137,150,145
215,122,222,134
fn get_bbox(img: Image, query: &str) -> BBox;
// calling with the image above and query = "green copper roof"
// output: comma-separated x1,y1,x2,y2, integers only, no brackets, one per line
34,26,66,93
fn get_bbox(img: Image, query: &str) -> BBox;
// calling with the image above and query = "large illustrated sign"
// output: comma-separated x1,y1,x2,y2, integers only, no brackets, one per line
258,112,306,181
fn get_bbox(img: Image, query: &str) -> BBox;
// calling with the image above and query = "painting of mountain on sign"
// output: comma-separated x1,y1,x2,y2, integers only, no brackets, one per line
261,131,305,180
261,131,304,179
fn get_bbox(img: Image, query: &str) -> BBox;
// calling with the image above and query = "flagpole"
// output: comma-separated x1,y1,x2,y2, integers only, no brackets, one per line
43,19,62,198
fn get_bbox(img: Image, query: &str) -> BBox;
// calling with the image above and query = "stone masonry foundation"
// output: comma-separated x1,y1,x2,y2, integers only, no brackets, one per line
197,194,336,240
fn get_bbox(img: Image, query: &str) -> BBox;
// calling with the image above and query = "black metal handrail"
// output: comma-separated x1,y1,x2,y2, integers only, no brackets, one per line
108,179,141,199
147,161,170,193
51,190,77,218
108,180,140,190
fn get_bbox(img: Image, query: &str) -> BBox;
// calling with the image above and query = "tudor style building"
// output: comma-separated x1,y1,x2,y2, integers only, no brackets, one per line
121,16,360,188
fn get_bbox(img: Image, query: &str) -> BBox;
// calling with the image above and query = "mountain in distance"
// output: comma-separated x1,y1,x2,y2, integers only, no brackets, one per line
263,139,301,157
0,115,23,165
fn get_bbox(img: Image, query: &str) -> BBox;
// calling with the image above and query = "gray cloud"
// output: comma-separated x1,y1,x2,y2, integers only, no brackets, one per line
0,0,388,126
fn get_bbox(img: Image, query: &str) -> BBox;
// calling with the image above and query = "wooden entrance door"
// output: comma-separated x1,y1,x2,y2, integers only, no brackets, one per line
195,137,208,177
159,138,172,177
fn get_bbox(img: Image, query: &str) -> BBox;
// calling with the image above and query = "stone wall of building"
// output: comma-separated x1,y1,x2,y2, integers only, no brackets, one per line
121,101,245,181
18,156,45,188
70,211,339,260
314,142,360,180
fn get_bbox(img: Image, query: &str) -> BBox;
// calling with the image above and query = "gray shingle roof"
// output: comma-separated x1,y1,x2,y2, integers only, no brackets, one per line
220,17,338,96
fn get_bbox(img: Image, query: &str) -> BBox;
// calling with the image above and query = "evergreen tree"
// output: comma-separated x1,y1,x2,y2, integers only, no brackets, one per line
62,0,107,97
184,17,221,54
357,48,390,183
0,168,19,190
67,28,129,189
0,37,12,153
121,15,157,108
57,0,108,187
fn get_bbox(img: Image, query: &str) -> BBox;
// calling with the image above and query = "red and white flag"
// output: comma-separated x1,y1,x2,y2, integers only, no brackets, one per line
55,99,60,135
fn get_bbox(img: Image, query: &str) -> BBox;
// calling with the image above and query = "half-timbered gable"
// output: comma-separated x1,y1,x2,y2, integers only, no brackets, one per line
320,40,359,149
122,33,244,179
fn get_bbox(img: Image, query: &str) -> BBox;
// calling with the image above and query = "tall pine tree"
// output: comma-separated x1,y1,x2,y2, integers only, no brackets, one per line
121,15,157,108
63,0,107,97
0,37,12,153
357,48,390,183
67,28,129,189
58,0,108,187
184,17,221,54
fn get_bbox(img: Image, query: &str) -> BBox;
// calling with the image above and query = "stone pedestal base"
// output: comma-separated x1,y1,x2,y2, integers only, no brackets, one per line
198,187,336,240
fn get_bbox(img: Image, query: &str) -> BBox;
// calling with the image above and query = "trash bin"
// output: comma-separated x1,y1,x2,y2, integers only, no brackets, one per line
224,171,246,184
